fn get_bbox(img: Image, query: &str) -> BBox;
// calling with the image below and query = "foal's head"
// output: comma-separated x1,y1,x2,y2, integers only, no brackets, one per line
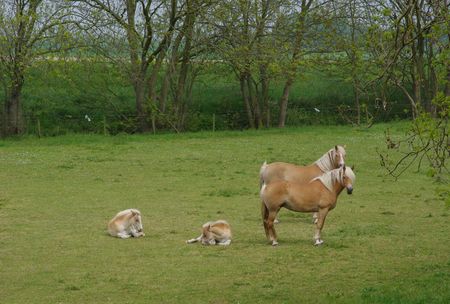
201,224,216,245
340,165,355,194
130,210,144,232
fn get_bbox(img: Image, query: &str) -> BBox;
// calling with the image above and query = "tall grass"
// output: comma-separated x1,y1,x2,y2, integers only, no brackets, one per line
0,122,448,303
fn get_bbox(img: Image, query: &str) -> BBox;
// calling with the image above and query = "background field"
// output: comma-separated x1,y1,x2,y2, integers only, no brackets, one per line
0,123,449,303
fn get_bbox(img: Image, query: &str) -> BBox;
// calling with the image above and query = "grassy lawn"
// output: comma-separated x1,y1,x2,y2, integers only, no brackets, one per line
0,123,449,303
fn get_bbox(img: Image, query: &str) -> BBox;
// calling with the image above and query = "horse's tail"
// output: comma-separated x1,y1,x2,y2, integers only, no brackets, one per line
259,161,268,189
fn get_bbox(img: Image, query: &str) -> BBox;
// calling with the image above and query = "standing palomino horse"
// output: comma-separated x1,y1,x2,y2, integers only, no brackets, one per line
260,165,355,246
260,145,347,223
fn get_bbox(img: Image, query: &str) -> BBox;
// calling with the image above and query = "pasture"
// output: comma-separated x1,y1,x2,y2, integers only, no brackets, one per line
0,123,449,303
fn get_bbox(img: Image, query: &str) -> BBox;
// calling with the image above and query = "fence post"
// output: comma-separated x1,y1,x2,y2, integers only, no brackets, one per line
103,116,107,136
37,118,42,138
213,113,216,132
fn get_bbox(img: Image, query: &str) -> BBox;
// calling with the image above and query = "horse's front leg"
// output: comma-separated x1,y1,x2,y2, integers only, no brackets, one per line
130,227,144,238
312,212,318,224
313,208,329,246
186,235,202,244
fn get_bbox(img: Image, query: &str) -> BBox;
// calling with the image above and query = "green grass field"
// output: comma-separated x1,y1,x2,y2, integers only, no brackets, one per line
0,123,449,303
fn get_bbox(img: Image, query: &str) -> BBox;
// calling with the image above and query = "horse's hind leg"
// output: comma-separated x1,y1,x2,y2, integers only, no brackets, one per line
313,208,329,246
261,201,270,239
117,232,131,239
266,210,279,246
312,212,318,224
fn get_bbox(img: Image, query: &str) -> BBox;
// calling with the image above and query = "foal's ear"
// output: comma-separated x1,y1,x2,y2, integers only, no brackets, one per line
335,145,338,151
351,165,355,171
343,165,346,172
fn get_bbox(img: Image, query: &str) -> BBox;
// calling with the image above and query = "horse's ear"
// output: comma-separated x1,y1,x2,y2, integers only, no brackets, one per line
335,145,338,151
343,165,346,172
351,165,355,171
207,224,211,231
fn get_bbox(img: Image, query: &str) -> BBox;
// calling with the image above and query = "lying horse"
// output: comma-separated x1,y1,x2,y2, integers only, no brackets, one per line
108,209,145,238
186,220,232,246
260,165,355,246
260,145,347,223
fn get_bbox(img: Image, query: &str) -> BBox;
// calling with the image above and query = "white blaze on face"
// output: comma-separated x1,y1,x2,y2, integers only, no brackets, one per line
336,146,346,167
339,154,344,167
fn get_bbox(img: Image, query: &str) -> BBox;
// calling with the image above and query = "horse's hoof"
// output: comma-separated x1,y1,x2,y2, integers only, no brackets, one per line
272,241,279,246
274,219,280,224
314,239,324,246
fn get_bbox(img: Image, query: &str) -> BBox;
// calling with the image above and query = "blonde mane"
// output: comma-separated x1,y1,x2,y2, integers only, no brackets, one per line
312,167,355,192
314,146,346,172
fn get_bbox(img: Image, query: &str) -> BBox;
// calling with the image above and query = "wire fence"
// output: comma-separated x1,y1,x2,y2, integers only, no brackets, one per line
16,99,412,137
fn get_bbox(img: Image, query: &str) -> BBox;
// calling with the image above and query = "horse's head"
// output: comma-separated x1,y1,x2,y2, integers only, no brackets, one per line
341,165,355,194
130,210,144,232
201,224,216,245
333,145,346,168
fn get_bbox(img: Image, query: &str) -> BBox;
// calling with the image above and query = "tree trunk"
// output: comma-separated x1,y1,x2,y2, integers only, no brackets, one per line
174,0,196,130
354,80,361,126
159,68,170,113
278,78,294,128
3,76,24,136
277,0,310,127
134,76,150,132
125,0,150,133
240,74,255,129
262,74,270,128
246,75,263,129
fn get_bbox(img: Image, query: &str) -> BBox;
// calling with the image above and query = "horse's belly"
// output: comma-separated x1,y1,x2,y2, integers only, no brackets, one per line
283,201,318,213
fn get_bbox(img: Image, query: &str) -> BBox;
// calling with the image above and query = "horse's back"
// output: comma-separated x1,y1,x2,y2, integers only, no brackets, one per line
263,162,320,185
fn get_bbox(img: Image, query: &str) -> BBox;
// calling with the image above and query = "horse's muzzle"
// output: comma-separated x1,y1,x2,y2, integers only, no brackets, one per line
346,187,353,194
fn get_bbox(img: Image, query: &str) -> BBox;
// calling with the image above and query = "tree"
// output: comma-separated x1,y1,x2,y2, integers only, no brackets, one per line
209,0,285,129
277,0,313,127
158,0,210,131
375,0,449,181
73,0,179,132
0,0,73,136
364,0,448,118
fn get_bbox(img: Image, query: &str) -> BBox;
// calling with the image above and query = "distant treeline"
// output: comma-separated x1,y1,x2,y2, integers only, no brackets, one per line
1,0,448,136
13,60,409,136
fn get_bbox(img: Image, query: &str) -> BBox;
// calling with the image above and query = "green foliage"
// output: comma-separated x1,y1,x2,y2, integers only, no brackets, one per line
378,94,449,182
2,58,410,135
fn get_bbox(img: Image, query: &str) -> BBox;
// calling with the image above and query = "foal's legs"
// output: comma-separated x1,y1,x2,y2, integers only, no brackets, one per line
130,228,145,238
313,208,329,246
186,235,202,244
117,231,131,239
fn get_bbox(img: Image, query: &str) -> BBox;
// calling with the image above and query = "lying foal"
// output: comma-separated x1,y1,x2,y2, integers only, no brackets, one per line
186,220,232,246
108,209,145,238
